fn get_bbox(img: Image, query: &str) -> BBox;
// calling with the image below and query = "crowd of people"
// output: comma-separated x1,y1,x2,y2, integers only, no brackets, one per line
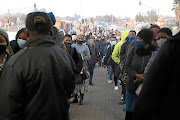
0,11,179,120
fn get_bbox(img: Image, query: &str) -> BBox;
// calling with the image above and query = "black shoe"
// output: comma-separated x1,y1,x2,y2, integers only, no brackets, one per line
78,93,84,105
119,100,126,105
89,82,93,85
70,94,78,103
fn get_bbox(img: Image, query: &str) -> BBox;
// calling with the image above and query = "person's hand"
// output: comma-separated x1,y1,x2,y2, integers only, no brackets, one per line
64,45,67,51
134,74,144,83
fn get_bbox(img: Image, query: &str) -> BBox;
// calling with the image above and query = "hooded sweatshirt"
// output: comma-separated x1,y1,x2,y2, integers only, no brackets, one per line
112,30,129,64
0,29,14,56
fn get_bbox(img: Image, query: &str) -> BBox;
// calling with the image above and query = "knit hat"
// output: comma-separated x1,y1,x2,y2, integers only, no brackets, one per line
137,29,154,44
26,12,52,33
157,28,172,37
0,29,9,46
47,12,56,25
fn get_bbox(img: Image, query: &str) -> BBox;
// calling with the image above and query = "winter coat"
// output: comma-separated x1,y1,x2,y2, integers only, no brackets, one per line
88,45,98,65
112,30,129,64
134,32,180,120
124,45,156,94
95,40,102,54
120,41,131,62
10,40,21,54
64,45,83,74
52,26,64,47
0,34,76,120
104,45,116,66
0,52,10,77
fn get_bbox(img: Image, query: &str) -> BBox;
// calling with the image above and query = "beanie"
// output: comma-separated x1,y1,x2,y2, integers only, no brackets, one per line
47,12,56,25
137,29,154,44
157,28,173,37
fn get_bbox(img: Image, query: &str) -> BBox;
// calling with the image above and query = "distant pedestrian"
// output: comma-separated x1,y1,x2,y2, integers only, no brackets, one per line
119,30,136,105
88,38,98,85
71,34,91,105
112,31,129,90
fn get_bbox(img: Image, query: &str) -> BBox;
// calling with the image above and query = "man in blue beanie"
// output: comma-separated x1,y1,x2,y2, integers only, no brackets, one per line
48,12,63,47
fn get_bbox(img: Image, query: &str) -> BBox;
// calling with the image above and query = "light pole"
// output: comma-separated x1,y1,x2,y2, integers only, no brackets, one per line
139,1,160,23
7,3,36,31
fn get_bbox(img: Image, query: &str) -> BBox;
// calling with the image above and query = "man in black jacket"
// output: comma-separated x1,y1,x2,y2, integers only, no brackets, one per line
0,12,76,120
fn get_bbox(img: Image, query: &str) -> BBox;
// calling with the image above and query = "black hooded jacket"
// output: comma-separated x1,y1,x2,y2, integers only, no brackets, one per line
0,34,76,120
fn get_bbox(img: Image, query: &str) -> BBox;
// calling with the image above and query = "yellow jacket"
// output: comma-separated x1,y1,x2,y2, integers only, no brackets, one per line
111,30,129,64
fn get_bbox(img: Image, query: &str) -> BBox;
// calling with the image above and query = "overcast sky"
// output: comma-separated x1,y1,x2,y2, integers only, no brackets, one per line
0,0,175,18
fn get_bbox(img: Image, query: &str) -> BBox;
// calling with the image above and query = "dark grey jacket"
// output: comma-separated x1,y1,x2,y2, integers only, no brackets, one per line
88,45,98,65
0,34,76,120
125,46,153,94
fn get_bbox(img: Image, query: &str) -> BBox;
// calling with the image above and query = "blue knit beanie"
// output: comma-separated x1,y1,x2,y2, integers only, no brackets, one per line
47,12,56,25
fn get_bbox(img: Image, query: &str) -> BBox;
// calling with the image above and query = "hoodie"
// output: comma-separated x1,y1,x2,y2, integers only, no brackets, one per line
0,29,14,56
112,30,129,64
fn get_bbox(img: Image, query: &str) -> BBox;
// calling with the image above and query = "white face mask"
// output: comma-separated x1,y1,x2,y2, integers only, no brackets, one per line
17,39,27,48
157,39,167,48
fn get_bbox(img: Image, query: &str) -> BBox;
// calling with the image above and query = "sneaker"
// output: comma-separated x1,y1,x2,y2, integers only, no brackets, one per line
107,80,113,84
114,86,118,90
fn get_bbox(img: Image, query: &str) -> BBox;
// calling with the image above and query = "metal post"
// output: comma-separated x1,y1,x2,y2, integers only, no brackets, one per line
157,9,160,22
7,10,10,31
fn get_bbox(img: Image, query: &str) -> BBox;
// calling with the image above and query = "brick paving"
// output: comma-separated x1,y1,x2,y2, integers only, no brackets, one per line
69,67,126,120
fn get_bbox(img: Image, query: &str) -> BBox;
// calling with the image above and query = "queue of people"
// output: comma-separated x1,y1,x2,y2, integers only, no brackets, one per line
0,11,179,120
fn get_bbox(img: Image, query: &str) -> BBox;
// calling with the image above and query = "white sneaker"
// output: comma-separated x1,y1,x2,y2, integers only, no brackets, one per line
107,80,113,84
114,86,118,90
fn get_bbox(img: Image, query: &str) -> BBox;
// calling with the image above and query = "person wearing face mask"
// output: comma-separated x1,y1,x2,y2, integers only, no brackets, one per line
62,34,84,105
124,29,156,120
118,30,136,105
150,24,160,46
0,29,10,77
112,31,129,90
104,40,117,84
71,34,91,105
72,34,91,61
10,28,27,54
144,28,172,76
62,34,83,74
87,38,98,85
133,31,180,120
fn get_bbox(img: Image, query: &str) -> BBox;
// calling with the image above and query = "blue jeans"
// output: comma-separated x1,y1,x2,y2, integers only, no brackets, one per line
108,65,113,80
88,65,95,83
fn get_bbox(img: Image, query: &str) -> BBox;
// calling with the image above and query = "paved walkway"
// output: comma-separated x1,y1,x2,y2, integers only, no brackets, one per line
69,67,125,120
